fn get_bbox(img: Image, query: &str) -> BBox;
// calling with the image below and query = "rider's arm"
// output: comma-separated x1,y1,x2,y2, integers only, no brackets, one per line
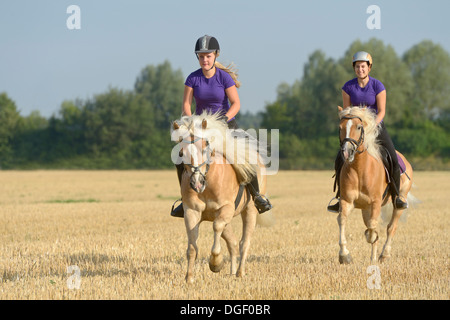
224,85,240,120
342,90,351,108
375,89,386,124
182,86,194,116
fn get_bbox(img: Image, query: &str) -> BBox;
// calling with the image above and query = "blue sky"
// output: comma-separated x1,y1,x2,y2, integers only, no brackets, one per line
1,0,449,117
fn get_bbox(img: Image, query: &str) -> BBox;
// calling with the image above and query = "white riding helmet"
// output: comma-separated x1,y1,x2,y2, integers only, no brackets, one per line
352,51,373,67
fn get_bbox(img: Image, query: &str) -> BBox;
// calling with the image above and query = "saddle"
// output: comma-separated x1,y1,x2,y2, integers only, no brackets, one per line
380,147,406,181
380,147,408,199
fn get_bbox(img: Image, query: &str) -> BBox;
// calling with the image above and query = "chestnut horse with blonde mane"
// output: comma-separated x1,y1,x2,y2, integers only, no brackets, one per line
171,112,273,283
336,106,413,264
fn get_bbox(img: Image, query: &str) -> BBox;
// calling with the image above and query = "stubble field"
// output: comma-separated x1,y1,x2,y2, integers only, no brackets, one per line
0,170,448,300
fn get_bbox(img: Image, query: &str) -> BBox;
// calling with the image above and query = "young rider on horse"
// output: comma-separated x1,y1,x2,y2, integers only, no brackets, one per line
171,35,273,217
327,51,408,213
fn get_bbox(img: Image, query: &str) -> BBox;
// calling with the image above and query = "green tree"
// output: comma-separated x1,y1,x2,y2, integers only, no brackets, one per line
12,110,49,166
47,100,86,159
0,93,21,166
134,60,185,129
83,88,153,160
296,50,349,137
403,40,450,122
261,101,291,133
235,110,263,130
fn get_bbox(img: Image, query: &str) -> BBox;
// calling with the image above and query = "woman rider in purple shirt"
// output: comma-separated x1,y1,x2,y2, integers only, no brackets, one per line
327,51,408,213
171,35,273,217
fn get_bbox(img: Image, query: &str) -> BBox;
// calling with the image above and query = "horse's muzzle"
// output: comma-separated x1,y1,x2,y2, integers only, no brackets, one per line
190,174,207,193
341,142,356,163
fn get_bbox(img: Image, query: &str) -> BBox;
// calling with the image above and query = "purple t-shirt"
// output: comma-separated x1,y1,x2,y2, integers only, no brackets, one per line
342,76,385,114
185,68,236,116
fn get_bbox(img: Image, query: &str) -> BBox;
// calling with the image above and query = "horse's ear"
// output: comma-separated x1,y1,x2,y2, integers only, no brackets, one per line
338,106,343,112
173,121,180,130
202,119,207,129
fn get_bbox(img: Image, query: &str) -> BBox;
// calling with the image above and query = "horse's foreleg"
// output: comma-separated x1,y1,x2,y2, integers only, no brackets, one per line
184,211,200,284
209,205,234,273
221,223,238,275
363,205,380,264
237,206,257,278
337,201,353,264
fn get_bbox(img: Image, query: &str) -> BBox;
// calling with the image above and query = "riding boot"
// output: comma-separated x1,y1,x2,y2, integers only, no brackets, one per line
248,175,272,214
391,167,408,210
170,164,185,218
327,152,343,213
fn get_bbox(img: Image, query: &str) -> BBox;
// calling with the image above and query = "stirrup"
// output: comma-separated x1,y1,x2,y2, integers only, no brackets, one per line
170,198,184,218
253,194,273,214
327,197,340,213
394,195,408,210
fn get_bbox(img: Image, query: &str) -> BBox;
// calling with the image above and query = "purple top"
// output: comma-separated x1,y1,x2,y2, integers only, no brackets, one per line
342,76,385,114
185,68,236,117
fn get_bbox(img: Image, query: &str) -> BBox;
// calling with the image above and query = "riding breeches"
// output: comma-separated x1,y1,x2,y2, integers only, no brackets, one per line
376,122,400,192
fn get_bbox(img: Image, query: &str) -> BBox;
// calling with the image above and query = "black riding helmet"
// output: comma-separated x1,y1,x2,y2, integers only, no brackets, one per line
195,35,220,56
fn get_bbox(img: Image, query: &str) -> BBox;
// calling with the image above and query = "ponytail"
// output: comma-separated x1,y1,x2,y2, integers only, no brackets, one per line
214,53,241,88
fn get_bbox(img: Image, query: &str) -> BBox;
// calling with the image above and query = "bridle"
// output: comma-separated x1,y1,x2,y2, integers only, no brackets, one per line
339,115,365,154
180,135,213,181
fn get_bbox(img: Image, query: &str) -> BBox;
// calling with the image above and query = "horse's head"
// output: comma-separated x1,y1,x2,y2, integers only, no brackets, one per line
338,106,365,163
173,119,215,193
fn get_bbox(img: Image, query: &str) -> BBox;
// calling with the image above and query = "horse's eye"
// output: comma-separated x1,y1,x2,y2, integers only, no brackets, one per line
357,125,362,130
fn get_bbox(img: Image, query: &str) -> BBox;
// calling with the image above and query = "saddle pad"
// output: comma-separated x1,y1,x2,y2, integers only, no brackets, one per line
397,153,406,174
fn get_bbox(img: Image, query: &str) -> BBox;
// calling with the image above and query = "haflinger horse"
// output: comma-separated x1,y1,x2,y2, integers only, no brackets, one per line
171,111,273,284
336,106,413,264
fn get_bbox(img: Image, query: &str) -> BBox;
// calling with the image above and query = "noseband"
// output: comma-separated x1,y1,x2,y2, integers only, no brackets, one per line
340,115,365,154
181,136,213,180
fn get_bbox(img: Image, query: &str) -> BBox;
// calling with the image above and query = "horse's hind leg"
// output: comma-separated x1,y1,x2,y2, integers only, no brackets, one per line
379,207,402,262
237,206,257,277
221,223,239,275
380,171,412,262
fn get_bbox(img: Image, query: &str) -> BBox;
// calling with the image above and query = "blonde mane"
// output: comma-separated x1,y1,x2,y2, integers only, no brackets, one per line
339,107,381,160
171,111,260,184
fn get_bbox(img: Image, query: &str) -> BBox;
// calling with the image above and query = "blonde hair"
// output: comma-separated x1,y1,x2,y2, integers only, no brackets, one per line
214,53,241,88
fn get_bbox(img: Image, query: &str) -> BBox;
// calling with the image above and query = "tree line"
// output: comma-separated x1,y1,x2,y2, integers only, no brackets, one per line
1,38,449,170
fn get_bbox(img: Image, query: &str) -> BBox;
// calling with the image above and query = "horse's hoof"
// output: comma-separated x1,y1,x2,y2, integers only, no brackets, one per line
378,254,390,263
185,275,195,284
209,256,224,273
339,254,353,264
365,229,379,244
